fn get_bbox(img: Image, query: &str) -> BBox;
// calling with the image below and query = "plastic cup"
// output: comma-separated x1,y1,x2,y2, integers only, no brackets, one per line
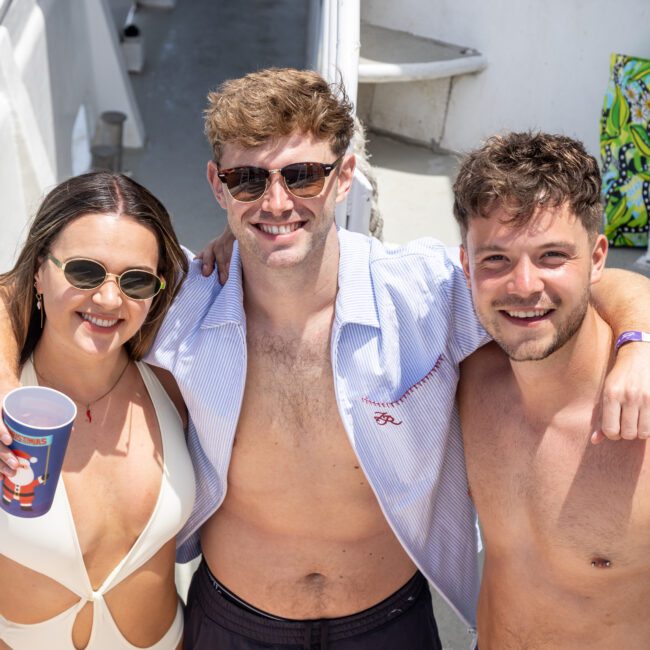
2,386,76,518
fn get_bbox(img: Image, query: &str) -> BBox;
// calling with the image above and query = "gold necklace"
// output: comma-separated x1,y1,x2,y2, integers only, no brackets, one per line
33,358,130,423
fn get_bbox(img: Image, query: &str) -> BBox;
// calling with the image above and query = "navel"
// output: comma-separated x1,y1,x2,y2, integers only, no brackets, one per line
590,557,612,569
304,572,326,583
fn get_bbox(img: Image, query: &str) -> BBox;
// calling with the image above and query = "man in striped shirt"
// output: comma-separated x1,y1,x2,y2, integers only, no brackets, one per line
166,71,648,649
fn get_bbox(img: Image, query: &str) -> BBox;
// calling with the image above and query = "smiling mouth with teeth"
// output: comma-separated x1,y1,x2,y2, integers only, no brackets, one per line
502,309,552,319
80,313,119,328
256,222,303,235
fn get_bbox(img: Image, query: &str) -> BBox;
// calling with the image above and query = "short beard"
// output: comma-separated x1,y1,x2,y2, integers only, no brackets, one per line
489,287,591,362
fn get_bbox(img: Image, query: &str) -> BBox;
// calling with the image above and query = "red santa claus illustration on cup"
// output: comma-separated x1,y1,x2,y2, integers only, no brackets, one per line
2,449,48,510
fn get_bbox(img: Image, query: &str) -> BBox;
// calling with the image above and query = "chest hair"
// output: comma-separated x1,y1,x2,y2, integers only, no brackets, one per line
245,330,339,441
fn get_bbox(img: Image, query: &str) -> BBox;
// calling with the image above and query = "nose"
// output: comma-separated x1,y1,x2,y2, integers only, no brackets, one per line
91,276,123,308
261,171,294,216
507,257,544,296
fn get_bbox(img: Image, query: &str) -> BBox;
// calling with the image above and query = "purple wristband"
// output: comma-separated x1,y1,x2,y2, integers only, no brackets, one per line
614,330,650,352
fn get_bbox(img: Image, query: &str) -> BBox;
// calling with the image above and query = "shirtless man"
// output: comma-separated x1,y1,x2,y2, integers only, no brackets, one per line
1,72,650,649
455,132,650,648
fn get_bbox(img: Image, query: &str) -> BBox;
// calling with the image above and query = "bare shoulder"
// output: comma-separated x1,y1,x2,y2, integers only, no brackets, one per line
147,364,188,431
460,341,510,382
458,342,511,403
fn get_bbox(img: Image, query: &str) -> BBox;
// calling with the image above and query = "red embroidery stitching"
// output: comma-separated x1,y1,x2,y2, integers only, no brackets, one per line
362,355,444,408
374,412,403,426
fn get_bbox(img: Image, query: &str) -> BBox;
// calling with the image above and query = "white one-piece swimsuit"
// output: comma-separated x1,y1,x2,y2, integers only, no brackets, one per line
0,360,196,649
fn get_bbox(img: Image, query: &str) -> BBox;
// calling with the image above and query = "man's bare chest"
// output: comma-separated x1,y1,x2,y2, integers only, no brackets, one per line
241,332,338,436
227,332,375,502
464,404,650,568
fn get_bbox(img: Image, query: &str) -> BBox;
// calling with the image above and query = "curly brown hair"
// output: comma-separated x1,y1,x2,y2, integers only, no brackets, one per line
204,68,354,161
453,132,603,241
0,172,188,366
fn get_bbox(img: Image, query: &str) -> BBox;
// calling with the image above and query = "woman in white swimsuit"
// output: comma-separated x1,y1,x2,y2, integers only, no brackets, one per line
0,172,196,649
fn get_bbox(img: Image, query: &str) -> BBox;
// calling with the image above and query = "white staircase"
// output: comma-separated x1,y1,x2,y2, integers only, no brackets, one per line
308,0,486,236
359,22,486,84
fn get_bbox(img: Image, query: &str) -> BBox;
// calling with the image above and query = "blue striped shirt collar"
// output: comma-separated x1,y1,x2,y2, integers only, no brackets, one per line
199,228,380,330
335,228,380,329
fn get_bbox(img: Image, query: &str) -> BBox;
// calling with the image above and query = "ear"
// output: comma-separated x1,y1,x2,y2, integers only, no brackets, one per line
34,259,45,294
459,244,471,288
334,153,356,204
207,161,228,210
589,234,608,284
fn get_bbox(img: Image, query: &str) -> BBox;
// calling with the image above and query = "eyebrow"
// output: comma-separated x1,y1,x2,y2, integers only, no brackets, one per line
473,241,578,256
473,244,507,256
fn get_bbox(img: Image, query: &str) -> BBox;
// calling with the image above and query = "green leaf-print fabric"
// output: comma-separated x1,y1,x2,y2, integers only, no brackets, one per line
600,53,650,247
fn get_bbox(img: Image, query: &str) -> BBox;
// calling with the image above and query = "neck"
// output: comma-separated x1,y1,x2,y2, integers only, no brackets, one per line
32,335,129,406
510,307,613,419
241,226,340,331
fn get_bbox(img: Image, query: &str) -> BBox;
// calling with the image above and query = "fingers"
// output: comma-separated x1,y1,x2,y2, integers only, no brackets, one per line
0,421,12,446
215,244,232,285
590,430,605,445
194,226,235,283
599,389,622,441
193,245,216,278
0,442,17,477
213,226,235,284
639,405,650,440
620,403,641,441
598,383,650,442
202,245,217,278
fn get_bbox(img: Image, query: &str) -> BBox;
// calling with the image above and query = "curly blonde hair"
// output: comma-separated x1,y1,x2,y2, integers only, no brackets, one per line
204,68,354,161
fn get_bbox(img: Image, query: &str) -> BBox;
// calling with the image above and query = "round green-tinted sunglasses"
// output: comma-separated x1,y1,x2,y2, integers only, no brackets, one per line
46,253,165,300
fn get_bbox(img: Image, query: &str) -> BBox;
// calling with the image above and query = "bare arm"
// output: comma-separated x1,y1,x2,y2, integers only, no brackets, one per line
0,288,22,473
591,268,650,442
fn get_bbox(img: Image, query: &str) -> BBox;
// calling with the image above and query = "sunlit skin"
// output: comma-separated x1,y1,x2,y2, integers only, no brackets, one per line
458,204,650,648
200,133,418,619
460,204,603,362
34,214,156,361
207,132,354,274
0,214,183,649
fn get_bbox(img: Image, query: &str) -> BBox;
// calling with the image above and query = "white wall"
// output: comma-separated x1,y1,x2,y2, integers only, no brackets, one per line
0,0,144,270
0,0,57,267
362,0,650,157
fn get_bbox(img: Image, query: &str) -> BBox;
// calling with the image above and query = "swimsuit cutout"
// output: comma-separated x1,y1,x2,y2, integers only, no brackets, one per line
0,360,196,649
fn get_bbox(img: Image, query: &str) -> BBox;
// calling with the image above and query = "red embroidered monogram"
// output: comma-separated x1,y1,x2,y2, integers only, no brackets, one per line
374,412,403,426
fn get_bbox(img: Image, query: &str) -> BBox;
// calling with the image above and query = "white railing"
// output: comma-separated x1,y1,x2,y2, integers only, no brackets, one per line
310,0,372,235
317,0,360,107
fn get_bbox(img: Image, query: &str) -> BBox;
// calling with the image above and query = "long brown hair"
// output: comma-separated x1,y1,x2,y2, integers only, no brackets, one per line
0,172,188,365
